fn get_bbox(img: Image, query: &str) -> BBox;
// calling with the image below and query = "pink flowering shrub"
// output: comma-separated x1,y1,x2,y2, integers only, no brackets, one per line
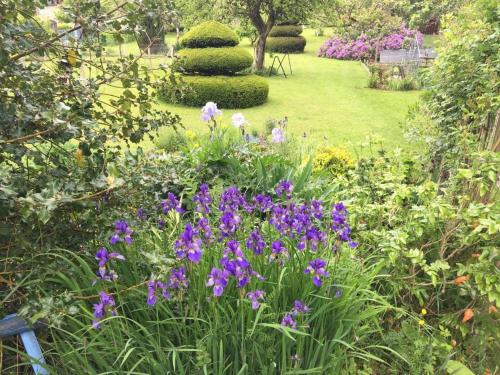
318,25,423,61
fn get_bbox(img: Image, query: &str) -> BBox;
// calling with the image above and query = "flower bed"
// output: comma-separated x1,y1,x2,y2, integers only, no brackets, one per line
318,25,423,61
92,181,358,328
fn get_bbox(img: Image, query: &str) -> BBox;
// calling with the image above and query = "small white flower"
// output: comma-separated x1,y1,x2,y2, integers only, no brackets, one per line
231,113,248,128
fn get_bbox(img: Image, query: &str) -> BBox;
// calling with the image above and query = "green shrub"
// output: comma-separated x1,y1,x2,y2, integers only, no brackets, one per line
176,47,253,75
266,36,306,53
161,75,269,108
156,131,188,153
367,73,381,88
388,77,418,91
313,146,355,176
279,20,300,26
398,77,418,90
180,20,239,48
269,25,303,37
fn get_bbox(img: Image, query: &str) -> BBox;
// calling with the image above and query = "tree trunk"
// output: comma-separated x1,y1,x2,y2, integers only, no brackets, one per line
247,4,275,72
254,33,267,71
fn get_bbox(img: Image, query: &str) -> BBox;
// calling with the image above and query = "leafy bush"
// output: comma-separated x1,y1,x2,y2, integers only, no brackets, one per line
330,149,500,374
161,75,269,108
366,64,419,91
388,77,418,91
313,147,355,176
266,36,306,53
367,73,380,88
156,130,188,153
407,0,499,175
269,25,303,37
181,20,239,48
176,47,253,75
0,0,181,321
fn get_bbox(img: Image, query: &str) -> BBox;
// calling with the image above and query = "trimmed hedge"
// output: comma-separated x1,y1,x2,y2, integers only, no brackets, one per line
176,47,253,75
269,25,303,37
181,21,239,48
161,75,269,108
266,36,306,53
279,20,300,26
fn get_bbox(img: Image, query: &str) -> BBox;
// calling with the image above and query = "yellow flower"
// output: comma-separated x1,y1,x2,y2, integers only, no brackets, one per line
418,319,425,326
185,130,196,140
220,123,229,130
106,175,115,186
421,308,427,316
193,143,200,148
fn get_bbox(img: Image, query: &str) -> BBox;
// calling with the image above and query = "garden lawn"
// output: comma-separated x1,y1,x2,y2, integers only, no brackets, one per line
103,29,421,151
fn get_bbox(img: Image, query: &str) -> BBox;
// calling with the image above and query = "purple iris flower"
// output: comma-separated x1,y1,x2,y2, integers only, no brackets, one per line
246,230,266,255
221,240,252,288
167,266,189,289
160,192,184,214
268,240,289,264
193,184,212,214
92,291,117,329
292,300,311,316
195,217,213,243
335,289,343,298
219,210,241,238
174,223,203,263
95,247,125,281
206,267,230,297
246,290,265,310
201,102,222,122
253,194,274,212
331,203,357,248
299,228,327,252
304,258,329,287
136,208,147,221
281,313,297,329
269,202,312,239
218,186,245,212
157,219,165,229
310,200,323,220
110,220,133,245
275,180,293,199
147,280,170,306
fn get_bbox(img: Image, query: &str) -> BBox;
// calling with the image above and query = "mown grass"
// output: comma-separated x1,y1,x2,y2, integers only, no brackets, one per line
101,29,421,151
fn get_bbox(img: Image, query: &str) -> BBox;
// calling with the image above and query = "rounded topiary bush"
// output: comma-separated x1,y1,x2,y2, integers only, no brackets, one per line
266,22,305,53
180,20,239,48
266,36,306,53
176,47,253,75
269,25,303,37
164,20,269,108
162,75,269,108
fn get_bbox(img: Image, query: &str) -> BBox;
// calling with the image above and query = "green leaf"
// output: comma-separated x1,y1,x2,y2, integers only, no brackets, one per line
446,360,475,375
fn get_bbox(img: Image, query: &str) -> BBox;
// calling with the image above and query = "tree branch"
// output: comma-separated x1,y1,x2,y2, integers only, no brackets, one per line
10,2,129,62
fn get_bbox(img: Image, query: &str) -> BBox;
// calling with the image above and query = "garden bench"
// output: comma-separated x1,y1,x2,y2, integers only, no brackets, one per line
0,314,48,374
